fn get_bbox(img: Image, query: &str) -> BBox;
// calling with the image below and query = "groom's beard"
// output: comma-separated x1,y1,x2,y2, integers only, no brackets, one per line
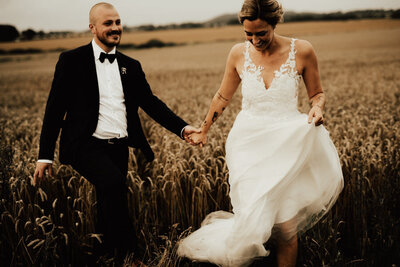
98,30,122,48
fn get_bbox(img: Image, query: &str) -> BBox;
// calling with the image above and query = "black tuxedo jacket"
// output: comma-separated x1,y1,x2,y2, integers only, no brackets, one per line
39,43,187,163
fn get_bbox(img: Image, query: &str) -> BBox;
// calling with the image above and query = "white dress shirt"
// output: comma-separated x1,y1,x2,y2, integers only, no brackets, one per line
91,39,128,140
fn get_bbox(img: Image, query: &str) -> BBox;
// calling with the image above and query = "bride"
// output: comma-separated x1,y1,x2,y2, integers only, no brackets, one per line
177,0,344,266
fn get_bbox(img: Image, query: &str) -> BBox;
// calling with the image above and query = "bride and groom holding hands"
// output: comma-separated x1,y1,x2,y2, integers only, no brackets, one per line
34,1,343,266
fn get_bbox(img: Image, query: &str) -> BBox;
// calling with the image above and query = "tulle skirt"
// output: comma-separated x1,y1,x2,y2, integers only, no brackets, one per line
178,111,344,267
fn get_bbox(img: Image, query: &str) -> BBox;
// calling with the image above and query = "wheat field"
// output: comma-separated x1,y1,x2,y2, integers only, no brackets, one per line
0,20,400,266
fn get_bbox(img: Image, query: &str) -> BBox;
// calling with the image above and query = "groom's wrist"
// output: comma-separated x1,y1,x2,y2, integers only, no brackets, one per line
180,125,188,140
38,159,53,164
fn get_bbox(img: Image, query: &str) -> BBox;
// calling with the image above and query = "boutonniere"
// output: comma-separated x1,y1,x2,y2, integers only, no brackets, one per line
121,67,127,74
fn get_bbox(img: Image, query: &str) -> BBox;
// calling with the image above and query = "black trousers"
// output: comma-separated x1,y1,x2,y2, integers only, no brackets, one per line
71,137,138,257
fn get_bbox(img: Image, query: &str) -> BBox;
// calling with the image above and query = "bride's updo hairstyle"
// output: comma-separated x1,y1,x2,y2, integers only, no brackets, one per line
238,0,283,28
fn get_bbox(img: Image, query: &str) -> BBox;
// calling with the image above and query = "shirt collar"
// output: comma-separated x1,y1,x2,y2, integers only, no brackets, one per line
92,39,116,62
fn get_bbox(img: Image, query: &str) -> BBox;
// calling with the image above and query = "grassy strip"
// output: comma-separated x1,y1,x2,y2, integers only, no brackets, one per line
0,39,181,55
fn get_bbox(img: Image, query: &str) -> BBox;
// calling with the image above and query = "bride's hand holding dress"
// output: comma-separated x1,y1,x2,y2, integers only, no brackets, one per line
308,104,324,126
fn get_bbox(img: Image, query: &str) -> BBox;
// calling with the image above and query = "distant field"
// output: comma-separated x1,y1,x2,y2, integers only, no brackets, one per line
0,19,400,51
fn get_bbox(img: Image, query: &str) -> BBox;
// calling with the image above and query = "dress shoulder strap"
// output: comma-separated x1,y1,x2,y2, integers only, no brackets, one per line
287,38,297,73
289,38,297,60
243,41,251,67
274,38,300,80
242,41,263,75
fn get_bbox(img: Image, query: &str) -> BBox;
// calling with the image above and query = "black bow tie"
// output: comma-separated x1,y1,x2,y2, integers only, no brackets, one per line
99,52,116,63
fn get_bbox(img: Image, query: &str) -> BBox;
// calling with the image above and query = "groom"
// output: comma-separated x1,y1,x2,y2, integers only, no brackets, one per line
34,2,199,264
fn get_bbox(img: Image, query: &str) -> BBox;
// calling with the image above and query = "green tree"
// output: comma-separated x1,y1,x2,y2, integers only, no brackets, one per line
21,29,36,40
391,9,400,19
0,25,19,42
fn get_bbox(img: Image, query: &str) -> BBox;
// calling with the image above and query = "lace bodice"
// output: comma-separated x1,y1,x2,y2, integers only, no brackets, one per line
239,38,302,120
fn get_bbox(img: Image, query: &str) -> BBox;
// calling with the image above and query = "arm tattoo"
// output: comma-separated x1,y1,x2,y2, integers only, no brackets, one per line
310,92,324,106
212,112,219,122
217,92,229,102
310,95,321,107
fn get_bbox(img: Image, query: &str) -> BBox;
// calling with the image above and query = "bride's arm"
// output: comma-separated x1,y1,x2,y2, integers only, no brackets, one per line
191,44,242,146
297,40,325,126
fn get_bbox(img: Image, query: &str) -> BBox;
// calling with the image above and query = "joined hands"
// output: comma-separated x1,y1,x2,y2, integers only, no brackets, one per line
183,125,207,147
189,131,207,148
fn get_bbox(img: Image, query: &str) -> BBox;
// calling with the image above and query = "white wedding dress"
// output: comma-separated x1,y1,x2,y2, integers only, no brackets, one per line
178,39,344,267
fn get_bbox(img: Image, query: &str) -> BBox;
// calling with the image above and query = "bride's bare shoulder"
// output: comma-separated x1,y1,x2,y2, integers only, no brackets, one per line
231,42,246,51
294,39,316,58
228,43,246,60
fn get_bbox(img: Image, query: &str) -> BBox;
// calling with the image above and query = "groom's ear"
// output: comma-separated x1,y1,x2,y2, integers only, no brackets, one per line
89,24,95,34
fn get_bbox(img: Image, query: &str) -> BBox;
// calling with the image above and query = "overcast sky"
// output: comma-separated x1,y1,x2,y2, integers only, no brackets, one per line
0,0,399,32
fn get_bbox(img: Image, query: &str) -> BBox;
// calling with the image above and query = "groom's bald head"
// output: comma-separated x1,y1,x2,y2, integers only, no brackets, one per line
89,2,122,52
89,2,116,24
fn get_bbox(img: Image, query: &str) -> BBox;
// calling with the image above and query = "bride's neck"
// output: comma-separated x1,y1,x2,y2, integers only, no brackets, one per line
260,34,279,56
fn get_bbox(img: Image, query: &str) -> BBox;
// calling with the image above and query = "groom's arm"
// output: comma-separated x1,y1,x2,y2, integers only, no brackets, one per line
38,53,69,161
133,60,188,138
35,52,69,183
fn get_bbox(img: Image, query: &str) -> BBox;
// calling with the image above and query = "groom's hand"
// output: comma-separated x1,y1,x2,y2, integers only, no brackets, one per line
183,125,201,145
34,162,53,185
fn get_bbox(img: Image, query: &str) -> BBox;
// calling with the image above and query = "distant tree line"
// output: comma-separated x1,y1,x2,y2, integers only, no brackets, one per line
225,9,400,25
132,9,400,30
0,25,79,43
1,9,399,42
283,9,399,22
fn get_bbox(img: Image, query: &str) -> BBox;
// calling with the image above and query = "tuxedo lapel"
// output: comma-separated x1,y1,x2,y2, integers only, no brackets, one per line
116,52,130,97
84,43,100,105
